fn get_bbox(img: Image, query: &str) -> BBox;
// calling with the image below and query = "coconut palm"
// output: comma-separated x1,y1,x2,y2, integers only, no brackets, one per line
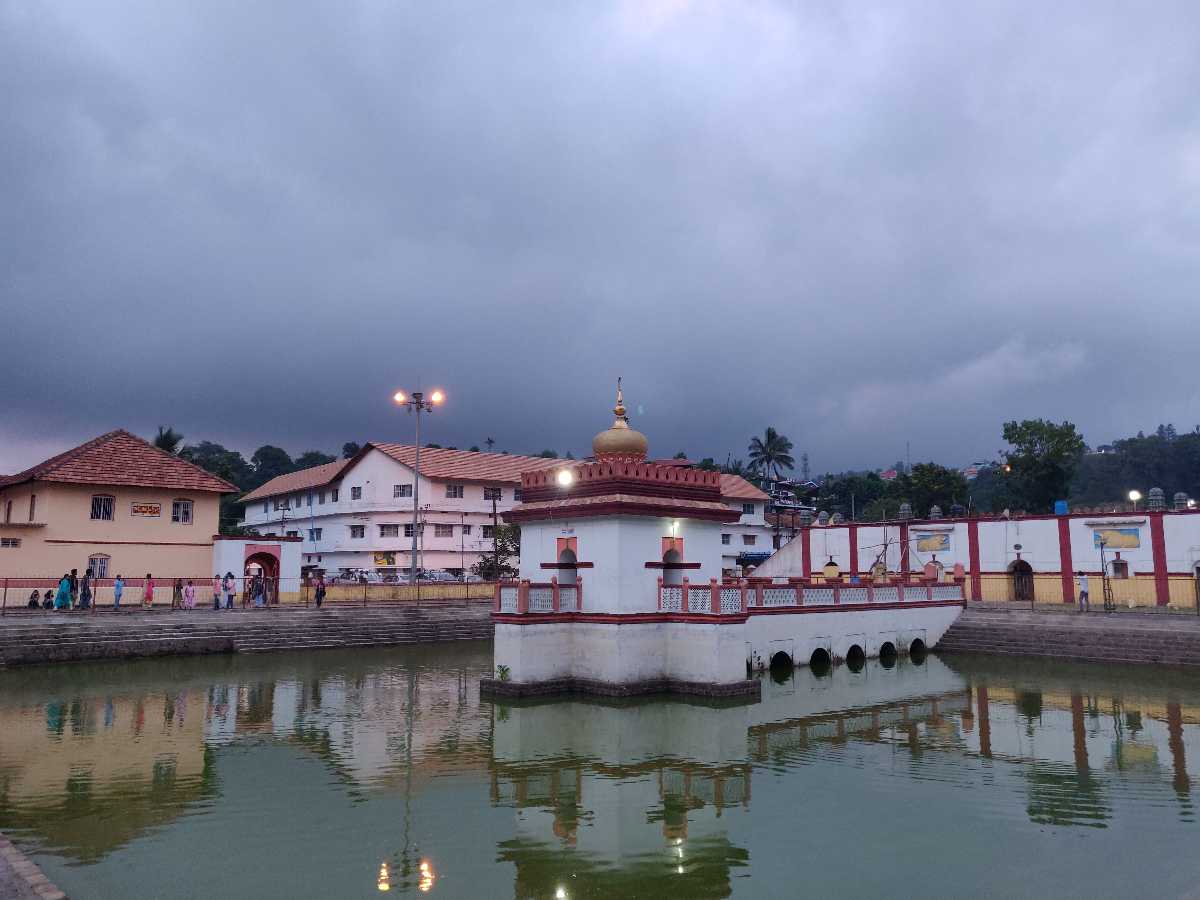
154,426,183,455
747,427,795,480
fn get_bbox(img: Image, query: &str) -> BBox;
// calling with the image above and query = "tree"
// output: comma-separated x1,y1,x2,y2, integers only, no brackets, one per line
469,445,481,452
295,450,336,469
906,463,970,516
153,426,183,455
673,451,688,460
485,437,495,452
696,457,719,471
722,457,747,477
538,449,558,458
342,442,361,459
249,446,294,488
747,427,795,480
180,441,254,490
1002,419,1086,512
471,524,521,580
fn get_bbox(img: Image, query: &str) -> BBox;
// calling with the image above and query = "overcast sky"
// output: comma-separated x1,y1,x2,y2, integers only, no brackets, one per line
3,0,1199,475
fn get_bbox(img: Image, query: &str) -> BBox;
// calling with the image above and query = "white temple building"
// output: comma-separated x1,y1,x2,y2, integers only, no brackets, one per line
482,382,966,701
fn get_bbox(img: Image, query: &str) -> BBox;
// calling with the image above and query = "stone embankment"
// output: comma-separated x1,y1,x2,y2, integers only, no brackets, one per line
0,601,493,668
938,605,1200,666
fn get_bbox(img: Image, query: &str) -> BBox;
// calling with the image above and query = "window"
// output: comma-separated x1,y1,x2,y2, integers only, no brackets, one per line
742,534,757,546
445,484,464,499
331,489,339,502
4,500,10,523
274,498,289,510
721,534,731,545
263,501,269,513
88,555,109,578
742,503,755,515
319,491,326,504
404,523,425,538
461,524,472,535
351,486,362,500
1111,559,1129,579
379,524,400,538
286,530,299,538
350,525,365,539
171,499,193,524
483,486,502,501
434,524,453,537
308,528,323,541
28,494,36,522
296,494,304,508
513,487,523,501
306,493,313,506
394,484,412,498
90,495,115,521
482,525,495,539
0,538,20,549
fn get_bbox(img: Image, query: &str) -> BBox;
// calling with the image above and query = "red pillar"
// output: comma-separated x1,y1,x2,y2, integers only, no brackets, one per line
900,523,910,577
1057,516,1075,604
967,519,982,601
801,526,812,579
1150,511,1170,607
1070,692,1089,774
977,685,992,758
848,524,859,577
1167,702,1190,796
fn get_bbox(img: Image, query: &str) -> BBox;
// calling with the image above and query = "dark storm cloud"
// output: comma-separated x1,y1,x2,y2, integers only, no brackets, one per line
3,0,1200,473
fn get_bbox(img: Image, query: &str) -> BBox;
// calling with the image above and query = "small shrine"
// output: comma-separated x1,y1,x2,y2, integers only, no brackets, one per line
481,380,759,700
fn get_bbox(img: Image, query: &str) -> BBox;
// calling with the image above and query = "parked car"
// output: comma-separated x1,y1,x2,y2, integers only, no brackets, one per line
464,575,485,583
422,570,458,583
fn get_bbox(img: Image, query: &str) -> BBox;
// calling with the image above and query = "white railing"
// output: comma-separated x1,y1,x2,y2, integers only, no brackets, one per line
528,587,553,612
499,586,518,613
719,588,742,614
803,587,835,606
660,586,683,612
763,588,797,607
687,587,711,612
558,586,578,611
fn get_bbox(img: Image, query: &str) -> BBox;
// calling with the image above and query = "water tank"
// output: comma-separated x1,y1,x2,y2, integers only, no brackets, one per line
1054,500,1068,515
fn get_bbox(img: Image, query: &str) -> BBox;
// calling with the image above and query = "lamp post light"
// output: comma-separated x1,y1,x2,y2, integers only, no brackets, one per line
1128,489,1142,512
393,389,445,585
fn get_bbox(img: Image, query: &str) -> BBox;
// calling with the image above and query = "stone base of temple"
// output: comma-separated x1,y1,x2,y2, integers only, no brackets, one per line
479,675,761,702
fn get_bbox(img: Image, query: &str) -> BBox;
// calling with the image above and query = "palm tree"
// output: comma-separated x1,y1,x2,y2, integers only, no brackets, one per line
485,437,495,452
747,427,795,480
154,426,183,455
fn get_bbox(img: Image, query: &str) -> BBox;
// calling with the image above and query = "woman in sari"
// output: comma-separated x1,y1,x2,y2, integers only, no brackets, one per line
54,574,72,610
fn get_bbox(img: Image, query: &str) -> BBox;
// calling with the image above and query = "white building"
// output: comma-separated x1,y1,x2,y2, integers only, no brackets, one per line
239,443,767,580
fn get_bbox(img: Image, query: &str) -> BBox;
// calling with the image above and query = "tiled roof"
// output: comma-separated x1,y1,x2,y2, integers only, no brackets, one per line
241,444,565,502
241,459,352,502
720,474,769,500
0,430,236,493
371,444,565,484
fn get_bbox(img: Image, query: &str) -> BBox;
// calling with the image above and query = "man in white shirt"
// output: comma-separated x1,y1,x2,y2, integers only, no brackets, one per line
1076,571,1089,612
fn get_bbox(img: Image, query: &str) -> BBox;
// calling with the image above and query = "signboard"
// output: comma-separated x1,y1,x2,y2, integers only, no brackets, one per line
130,502,161,518
914,532,950,553
373,552,396,567
1094,527,1140,549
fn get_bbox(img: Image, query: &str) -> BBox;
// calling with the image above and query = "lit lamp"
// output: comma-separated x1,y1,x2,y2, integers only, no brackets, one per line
557,469,574,488
1128,489,1142,511
393,388,446,584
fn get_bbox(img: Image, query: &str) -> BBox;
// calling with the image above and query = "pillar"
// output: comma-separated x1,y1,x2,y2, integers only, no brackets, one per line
1058,515,1075,604
1150,512,1170,607
1167,702,1190,796
848,524,859,577
801,526,812,579
900,523,910,577
977,685,992,758
1070,692,1088,774
967,519,982,601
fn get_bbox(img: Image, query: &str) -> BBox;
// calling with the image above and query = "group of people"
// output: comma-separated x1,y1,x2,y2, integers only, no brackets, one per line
25,568,327,611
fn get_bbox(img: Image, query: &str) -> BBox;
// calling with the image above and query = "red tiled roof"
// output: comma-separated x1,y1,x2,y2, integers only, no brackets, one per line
371,444,565,484
720,474,769,500
241,459,352,502
0,430,236,493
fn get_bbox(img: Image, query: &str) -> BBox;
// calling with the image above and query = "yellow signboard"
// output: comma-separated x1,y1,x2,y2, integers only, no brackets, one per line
1094,528,1140,549
373,552,396,567
915,533,950,553
130,502,161,517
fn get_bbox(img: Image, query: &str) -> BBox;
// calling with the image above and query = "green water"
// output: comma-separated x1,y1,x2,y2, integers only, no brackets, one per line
1,643,1199,899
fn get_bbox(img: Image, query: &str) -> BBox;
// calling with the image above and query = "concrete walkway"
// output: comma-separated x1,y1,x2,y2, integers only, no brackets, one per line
0,834,65,900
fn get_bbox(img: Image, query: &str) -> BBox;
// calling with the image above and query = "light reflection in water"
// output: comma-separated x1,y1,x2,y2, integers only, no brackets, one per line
0,646,1197,898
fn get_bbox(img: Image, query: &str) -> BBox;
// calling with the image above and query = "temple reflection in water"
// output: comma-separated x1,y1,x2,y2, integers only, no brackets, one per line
0,646,1198,897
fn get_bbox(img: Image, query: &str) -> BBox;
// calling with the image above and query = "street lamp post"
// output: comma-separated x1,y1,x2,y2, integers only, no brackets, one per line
1128,489,1142,512
393,389,445,585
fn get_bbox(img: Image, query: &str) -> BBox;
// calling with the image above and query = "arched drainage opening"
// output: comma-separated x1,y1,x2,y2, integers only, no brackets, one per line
809,647,832,676
769,651,793,672
909,638,927,665
845,644,866,673
879,642,897,669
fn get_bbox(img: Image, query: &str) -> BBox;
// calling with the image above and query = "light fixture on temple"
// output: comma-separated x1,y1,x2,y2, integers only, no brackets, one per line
557,469,574,487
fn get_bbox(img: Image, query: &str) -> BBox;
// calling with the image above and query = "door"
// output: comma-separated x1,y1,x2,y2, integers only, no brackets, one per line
1010,560,1034,603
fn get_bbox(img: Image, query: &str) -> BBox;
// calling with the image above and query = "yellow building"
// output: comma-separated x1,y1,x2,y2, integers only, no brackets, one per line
0,430,235,584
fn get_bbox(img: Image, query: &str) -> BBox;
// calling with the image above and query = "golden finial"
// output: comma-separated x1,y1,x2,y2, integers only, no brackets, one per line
613,377,627,422
593,376,648,459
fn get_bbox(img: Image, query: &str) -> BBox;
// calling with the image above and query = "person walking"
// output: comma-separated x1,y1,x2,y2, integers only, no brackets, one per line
69,568,79,608
79,568,93,610
183,580,196,610
172,578,184,610
113,574,124,610
223,572,236,610
54,574,72,610
252,574,265,609
212,574,222,611
1077,571,1089,613
314,574,327,609
143,573,155,609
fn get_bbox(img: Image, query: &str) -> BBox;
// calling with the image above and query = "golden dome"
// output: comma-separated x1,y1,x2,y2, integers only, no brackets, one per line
592,378,648,461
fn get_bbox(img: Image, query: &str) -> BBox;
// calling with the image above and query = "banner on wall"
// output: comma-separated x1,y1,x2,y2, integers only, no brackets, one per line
1094,527,1140,549
374,552,396,567
914,532,950,552
130,502,161,517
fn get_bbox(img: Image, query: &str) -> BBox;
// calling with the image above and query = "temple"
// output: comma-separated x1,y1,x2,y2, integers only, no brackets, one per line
480,381,965,701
